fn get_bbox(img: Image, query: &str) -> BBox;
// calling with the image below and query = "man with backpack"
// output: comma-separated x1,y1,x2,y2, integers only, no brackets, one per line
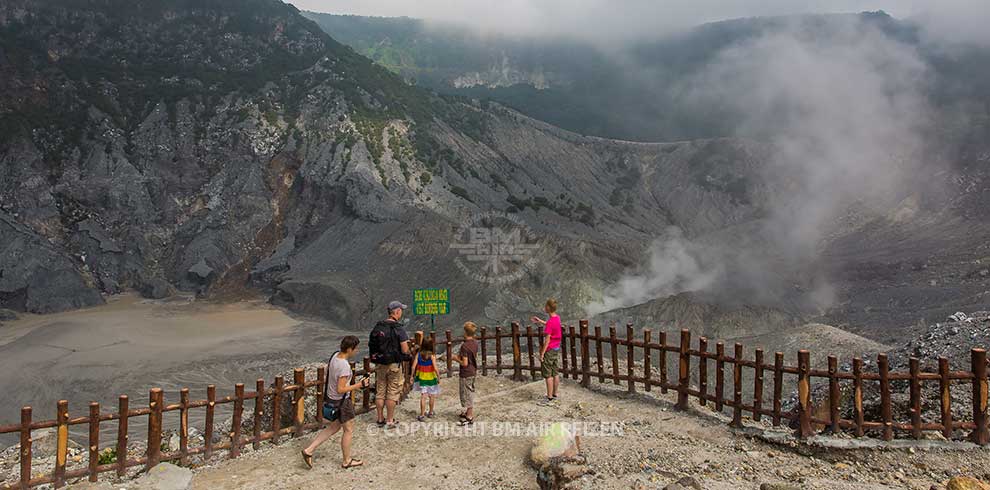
369,300,411,428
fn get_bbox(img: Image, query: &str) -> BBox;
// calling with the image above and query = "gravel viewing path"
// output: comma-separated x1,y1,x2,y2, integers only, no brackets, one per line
108,374,988,490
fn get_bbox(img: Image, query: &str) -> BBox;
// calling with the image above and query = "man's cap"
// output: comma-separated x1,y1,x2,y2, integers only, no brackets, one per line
387,301,408,311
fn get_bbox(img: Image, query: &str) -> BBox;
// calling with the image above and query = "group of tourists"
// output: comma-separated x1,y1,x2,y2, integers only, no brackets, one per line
300,297,563,469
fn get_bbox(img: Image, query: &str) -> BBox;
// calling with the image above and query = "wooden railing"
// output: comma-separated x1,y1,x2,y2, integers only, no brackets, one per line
1,321,987,489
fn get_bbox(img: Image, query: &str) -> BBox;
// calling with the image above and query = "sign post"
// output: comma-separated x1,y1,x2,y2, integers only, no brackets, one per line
412,288,450,332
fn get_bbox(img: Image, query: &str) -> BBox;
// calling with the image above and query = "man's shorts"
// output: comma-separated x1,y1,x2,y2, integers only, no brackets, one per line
459,376,476,408
541,349,560,378
375,363,403,402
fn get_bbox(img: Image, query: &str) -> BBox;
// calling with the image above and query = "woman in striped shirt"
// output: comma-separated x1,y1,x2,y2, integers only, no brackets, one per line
413,338,441,421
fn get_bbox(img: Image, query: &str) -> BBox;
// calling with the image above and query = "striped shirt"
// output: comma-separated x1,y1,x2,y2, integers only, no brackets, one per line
413,354,439,386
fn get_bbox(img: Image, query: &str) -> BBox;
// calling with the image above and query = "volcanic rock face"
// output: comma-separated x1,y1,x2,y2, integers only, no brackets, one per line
0,212,103,312
0,0,783,324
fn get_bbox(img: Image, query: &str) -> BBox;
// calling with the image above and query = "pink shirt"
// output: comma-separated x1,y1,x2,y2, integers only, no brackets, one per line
545,315,562,350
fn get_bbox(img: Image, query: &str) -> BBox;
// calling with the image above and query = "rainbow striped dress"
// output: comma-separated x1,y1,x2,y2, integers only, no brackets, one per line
413,353,441,395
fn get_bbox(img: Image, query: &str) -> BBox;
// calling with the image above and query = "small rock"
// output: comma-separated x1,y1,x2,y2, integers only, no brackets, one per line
664,476,703,490
760,484,803,490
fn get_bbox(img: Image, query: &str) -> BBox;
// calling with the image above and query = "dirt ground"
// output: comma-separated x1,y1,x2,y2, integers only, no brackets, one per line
179,374,987,490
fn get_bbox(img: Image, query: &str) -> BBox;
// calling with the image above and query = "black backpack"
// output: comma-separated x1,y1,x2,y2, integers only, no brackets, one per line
369,320,403,365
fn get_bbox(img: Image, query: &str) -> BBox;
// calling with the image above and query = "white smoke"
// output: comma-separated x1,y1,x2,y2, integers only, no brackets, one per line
586,17,935,315
585,227,721,316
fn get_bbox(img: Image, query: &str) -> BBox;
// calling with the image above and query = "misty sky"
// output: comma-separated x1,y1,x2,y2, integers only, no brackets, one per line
290,0,989,44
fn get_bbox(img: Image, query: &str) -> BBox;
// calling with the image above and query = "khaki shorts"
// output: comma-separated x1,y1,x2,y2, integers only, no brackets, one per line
459,376,476,408
541,349,560,378
375,363,403,402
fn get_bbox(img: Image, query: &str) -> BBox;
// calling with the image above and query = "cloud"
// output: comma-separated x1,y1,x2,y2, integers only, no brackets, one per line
290,1,988,48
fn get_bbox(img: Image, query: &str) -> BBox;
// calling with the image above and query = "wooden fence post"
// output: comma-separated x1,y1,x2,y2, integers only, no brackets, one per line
754,349,764,422
231,383,244,458
715,342,725,413
659,331,668,393
527,326,537,380
675,329,690,410
580,320,591,388
147,389,162,470
731,343,743,428
570,326,579,380
116,395,128,477
180,388,190,465
88,402,99,482
772,352,783,427
293,368,305,437
446,330,454,378
939,357,952,440
480,327,488,377
205,385,216,459
53,400,69,488
560,326,569,377
362,358,372,412
878,354,893,441
909,358,922,439
626,324,636,393
495,326,503,375
971,348,989,445
272,376,284,444
254,379,265,450
609,326,619,385
20,406,31,488
698,338,708,406
853,358,865,437
828,356,840,434
512,322,523,381
642,329,652,391
797,350,813,438
595,326,605,383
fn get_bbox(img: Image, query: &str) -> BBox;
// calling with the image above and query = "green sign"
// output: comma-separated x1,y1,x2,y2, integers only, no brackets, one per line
413,288,450,316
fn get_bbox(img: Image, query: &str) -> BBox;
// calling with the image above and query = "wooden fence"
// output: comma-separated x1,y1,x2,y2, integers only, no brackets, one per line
1,322,987,489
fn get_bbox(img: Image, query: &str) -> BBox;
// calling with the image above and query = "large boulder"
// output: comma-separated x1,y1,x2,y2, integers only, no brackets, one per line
137,276,174,300
132,463,193,490
30,428,82,458
948,476,990,490
530,423,590,490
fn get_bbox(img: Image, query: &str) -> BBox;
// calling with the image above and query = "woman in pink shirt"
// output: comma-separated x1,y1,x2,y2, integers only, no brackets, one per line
532,298,562,403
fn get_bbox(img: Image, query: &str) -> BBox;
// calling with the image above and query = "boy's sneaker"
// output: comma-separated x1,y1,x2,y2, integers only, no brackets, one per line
416,415,426,422
426,412,435,418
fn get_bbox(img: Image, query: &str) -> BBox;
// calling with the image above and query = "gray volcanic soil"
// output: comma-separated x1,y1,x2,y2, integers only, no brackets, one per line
0,293,351,446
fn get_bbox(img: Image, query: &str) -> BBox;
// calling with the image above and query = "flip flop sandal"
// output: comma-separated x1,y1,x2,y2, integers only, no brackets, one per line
416,415,426,422
341,458,364,469
458,417,474,426
301,450,313,470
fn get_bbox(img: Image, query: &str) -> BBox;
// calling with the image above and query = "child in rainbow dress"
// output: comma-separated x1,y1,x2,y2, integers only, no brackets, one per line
413,338,441,421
